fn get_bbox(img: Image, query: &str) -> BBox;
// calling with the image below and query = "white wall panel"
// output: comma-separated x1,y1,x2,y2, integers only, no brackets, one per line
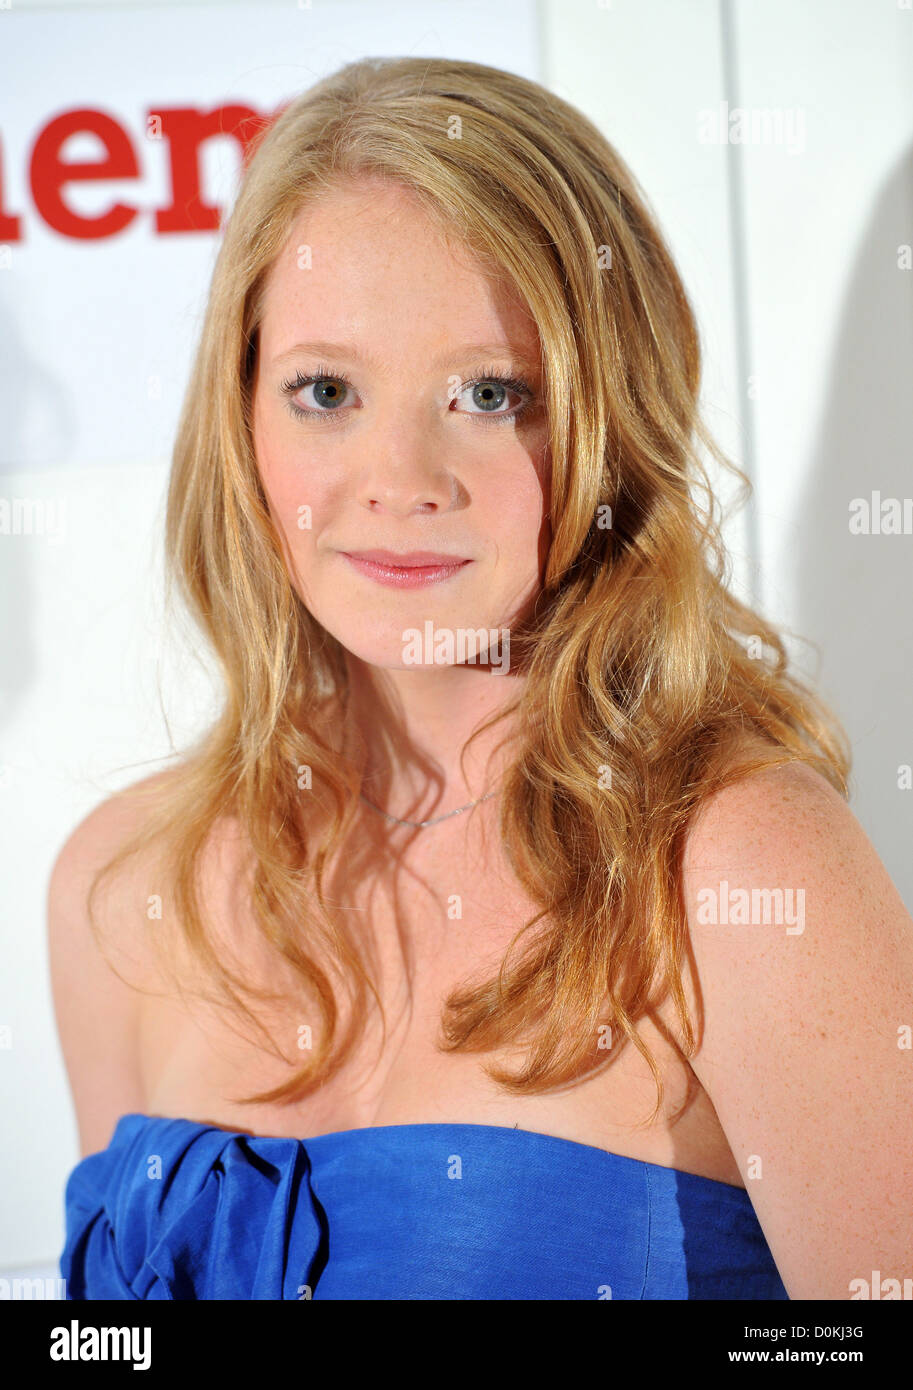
542,0,752,605
730,0,913,905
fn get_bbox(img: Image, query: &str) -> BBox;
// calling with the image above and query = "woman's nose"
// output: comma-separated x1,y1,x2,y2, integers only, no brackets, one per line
354,410,460,516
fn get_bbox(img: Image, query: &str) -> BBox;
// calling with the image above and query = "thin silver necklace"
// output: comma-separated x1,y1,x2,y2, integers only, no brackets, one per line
358,787,498,829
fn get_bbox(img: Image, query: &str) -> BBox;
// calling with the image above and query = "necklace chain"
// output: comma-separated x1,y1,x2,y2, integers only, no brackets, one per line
358,787,498,828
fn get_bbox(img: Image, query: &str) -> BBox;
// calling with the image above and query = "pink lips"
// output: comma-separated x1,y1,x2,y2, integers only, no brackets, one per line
340,549,472,589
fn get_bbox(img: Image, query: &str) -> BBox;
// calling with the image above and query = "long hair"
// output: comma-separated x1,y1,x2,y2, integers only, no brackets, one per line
87,56,850,1121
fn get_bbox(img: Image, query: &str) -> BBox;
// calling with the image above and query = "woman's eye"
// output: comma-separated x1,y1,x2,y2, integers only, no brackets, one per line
300,377,352,411
279,370,360,422
452,378,530,418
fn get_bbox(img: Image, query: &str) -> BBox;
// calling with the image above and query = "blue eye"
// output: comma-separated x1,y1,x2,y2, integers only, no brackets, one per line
280,362,536,425
452,371,534,423
280,366,355,420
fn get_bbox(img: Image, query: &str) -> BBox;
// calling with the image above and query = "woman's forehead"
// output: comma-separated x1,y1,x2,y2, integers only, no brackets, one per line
257,187,541,370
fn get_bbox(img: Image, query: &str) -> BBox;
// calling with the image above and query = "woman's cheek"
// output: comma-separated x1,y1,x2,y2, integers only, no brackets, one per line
255,448,316,582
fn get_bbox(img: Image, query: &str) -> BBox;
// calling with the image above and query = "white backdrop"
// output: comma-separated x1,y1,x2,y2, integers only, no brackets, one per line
1,0,910,1283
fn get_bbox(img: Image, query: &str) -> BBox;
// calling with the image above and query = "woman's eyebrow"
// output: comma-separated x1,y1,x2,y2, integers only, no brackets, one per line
271,340,541,372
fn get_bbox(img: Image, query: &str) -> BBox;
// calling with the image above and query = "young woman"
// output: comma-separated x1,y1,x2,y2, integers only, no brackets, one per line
50,55,913,1301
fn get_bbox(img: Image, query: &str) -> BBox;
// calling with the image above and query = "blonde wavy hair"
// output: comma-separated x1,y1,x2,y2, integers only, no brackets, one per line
88,55,850,1121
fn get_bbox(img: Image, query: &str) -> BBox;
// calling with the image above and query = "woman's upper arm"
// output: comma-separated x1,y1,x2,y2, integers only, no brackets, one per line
679,760,913,1300
47,788,156,1160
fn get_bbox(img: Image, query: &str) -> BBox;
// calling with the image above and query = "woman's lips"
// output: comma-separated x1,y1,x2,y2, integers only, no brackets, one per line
340,552,472,589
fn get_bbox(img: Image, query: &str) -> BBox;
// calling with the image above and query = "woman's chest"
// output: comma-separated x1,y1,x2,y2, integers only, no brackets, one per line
135,822,746,1188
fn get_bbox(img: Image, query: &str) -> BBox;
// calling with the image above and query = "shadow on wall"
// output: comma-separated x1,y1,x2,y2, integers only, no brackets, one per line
793,143,913,911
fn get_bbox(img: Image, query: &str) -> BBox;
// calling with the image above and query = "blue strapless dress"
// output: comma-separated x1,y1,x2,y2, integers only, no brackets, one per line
59,1113,788,1300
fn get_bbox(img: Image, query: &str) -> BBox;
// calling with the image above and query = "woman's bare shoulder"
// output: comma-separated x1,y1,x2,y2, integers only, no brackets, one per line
686,730,847,859
48,767,264,1155
50,766,259,980
49,770,176,958
673,736,913,1296
47,770,179,1154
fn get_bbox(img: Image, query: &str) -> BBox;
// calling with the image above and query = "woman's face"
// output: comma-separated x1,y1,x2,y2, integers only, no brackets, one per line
251,177,551,672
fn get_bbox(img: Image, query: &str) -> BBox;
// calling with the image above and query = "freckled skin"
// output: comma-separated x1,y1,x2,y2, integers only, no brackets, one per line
251,177,552,672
